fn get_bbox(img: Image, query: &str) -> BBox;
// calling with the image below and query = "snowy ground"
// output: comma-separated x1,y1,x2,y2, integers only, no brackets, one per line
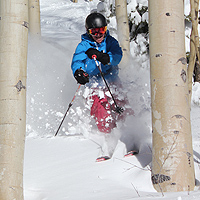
24,0,200,199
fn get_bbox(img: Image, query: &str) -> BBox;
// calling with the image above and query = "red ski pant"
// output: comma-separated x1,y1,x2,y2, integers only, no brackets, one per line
89,85,134,134
91,94,116,133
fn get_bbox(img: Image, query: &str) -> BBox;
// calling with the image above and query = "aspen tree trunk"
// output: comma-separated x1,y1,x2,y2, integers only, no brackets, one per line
149,0,195,192
0,0,28,199
29,0,41,36
188,0,200,104
115,0,130,69
191,0,200,62
72,0,78,3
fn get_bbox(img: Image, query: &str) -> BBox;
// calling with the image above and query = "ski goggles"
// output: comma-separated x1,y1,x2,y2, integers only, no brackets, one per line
88,26,107,36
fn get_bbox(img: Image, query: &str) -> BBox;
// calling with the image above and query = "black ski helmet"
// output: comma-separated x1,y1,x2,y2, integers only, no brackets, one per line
85,12,107,30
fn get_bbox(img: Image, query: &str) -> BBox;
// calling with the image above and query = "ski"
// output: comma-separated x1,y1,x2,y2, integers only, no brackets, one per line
96,156,110,162
124,150,139,157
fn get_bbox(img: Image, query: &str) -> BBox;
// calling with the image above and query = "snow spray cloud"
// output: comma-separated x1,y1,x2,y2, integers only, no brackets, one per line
117,51,152,151
26,36,78,137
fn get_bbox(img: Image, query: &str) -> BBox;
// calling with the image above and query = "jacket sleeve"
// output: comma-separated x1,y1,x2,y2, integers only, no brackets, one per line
71,42,88,75
106,36,123,66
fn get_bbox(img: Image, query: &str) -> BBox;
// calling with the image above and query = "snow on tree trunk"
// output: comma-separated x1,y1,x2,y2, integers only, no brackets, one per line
149,0,195,192
115,0,130,70
0,0,28,199
28,0,41,36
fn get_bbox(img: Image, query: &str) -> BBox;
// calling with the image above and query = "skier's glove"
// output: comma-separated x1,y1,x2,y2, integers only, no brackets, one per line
74,68,89,85
85,48,110,65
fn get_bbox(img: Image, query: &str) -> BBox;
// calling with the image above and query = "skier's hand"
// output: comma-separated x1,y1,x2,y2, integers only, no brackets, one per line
74,68,89,85
85,48,110,65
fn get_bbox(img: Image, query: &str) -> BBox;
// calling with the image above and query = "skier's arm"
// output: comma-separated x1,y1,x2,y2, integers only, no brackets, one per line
106,37,123,66
71,43,88,75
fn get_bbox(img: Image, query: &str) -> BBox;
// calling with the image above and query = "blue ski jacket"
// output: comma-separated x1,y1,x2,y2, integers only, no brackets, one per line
71,31,123,82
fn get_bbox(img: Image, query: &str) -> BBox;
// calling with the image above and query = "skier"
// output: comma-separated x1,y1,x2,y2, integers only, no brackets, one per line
71,12,136,161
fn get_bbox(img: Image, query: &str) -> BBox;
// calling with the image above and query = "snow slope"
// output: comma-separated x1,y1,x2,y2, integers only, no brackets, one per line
24,0,200,199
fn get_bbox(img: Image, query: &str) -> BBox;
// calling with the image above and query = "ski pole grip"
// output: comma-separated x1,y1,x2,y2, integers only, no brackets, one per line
92,55,97,60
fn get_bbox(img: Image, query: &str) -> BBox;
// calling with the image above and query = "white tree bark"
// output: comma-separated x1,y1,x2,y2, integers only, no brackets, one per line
29,0,41,36
0,0,28,199
115,0,130,69
149,0,195,192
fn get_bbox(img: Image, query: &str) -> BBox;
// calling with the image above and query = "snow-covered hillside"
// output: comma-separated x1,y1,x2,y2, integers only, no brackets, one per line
24,0,200,199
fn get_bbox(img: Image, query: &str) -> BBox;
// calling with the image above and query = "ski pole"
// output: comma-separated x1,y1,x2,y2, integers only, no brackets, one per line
92,55,123,114
55,84,81,136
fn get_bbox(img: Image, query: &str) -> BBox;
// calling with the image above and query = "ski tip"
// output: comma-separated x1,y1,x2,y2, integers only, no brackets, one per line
96,156,110,162
124,150,139,157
